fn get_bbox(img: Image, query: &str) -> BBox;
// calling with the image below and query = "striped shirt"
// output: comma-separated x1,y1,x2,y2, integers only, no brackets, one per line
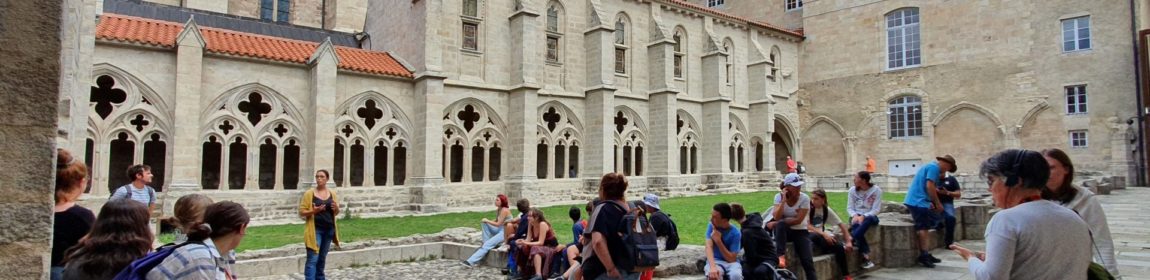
112,184,156,206
146,239,236,280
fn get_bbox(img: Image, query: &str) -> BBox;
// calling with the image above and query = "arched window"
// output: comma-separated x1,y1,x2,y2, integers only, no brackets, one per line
201,86,306,190
86,72,172,193
462,0,482,51
537,104,582,179
676,112,700,174
886,8,921,70
545,3,563,63
673,29,686,78
443,100,505,183
723,40,734,85
614,17,628,74
333,95,412,187
888,96,923,138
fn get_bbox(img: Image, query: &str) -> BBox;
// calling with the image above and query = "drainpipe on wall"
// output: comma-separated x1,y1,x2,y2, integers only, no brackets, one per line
1130,0,1147,186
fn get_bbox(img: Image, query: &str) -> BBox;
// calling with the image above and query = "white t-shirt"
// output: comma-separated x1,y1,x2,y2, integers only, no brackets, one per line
809,206,842,232
1062,186,1120,276
967,200,1090,280
770,192,810,230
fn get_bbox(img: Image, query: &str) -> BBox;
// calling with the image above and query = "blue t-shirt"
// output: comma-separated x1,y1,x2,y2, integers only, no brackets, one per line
904,161,940,208
705,223,741,260
571,220,586,244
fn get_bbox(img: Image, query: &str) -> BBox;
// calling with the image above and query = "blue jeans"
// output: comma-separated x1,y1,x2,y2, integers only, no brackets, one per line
305,227,335,280
850,215,879,255
942,203,957,246
466,223,505,265
50,266,64,280
704,260,744,280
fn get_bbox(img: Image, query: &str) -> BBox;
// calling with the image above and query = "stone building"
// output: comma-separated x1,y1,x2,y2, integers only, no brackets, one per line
700,0,1144,182
57,0,804,222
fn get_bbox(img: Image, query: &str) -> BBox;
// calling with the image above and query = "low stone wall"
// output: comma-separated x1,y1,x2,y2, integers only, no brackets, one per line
805,174,990,192
78,173,771,225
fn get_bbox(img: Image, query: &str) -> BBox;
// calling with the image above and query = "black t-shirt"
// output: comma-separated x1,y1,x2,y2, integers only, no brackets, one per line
649,211,673,238
313,196,335,230
938,176,961,204
52,205,95,267
583,201,633,279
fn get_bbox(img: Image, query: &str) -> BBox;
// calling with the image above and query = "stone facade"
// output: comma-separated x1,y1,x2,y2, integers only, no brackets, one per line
0,1,65,279
791,0,1139,179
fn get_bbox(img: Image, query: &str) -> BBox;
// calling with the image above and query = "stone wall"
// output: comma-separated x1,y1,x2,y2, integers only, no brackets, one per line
0,0,64,278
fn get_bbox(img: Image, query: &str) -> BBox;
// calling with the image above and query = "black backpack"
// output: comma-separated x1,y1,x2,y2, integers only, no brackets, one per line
609,200,660,272
651,211,680,250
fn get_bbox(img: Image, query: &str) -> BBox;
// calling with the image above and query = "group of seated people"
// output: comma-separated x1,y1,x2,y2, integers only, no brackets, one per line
463,181,679,280
704,172,883,280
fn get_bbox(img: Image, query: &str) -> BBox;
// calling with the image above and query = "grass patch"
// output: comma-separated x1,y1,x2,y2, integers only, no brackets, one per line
237,191,905,252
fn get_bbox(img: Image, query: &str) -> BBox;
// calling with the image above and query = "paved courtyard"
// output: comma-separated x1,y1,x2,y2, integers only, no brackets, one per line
251,188,1150,280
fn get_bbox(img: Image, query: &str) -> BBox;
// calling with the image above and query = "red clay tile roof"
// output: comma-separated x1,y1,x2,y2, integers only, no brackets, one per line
95,14,413,78
660,0,805,38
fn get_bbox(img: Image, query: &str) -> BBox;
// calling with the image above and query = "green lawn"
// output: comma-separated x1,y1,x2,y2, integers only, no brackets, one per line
237,191,906,252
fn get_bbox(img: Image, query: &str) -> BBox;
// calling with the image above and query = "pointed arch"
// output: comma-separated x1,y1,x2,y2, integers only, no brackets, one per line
1016,101,1052,129
90,63,173,121
802,116,848,139
931,101,1005,131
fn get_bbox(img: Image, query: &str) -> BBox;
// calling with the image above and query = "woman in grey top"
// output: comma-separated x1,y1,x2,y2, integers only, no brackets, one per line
950,149,1090,280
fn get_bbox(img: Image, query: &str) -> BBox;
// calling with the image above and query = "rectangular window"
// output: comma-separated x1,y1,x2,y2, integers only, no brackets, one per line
615,48,626,74
674,55,683,78
1062,16,1091,52
1070,130,1088,148
708,0,725,7
1065,85,1087,114
276,0,290,22
786,0,803,10
546,36,560,63
463,0,478,17
260,0,274,20
462,22,479,51
886,8,921,70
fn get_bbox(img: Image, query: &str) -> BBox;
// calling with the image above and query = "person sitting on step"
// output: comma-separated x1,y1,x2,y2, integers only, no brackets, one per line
808,188,855,280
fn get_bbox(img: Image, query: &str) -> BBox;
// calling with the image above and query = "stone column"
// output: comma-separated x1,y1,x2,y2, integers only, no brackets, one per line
0,1,63,277
582,20,617,179
306,40,339,188
646,31,678,178
407,73,448,212
700,49,731,174
505,7,542,182
748,56,776,174
844,136,858,175
161,20,208,193
59,0,96,155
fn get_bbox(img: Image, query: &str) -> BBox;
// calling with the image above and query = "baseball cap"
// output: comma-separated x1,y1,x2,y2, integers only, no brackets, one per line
783,173,804,188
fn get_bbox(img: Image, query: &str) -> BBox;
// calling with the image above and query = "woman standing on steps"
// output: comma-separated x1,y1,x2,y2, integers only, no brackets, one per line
463,194,513,267
300,170,341,280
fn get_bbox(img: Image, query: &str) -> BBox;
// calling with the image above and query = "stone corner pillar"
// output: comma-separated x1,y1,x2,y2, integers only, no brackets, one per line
0,0,64,278
305,39,340,188
700,98,731,174
583,19,618,178
406,72,449,212
170,19,207,190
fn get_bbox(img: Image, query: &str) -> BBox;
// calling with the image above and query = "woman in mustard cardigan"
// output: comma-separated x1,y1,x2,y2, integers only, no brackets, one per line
300,170,341,280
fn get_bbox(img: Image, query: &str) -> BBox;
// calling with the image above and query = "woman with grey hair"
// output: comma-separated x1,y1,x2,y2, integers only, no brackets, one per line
949,149,1091,279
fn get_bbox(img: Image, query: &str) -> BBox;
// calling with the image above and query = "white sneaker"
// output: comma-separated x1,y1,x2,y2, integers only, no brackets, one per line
861,260,875,269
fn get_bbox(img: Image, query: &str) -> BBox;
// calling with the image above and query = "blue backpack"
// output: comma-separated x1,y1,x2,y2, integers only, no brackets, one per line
112,241,202,280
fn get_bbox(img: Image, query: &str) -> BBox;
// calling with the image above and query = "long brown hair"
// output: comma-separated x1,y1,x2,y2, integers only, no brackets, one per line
162,194,214,234
55,149,88,203
185,201,250,241
63,199,153,276
1040,148,1078,204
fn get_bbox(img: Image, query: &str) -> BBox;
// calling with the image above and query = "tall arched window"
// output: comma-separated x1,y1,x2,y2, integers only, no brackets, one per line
545,3,563,63
614,17,628,74
886,8,921,70
673,29,686,79
723,40,734,85
888,96,923,138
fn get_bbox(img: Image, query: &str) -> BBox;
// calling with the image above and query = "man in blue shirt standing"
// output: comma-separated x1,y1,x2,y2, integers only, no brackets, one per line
705,202,742,280
903,155,956,268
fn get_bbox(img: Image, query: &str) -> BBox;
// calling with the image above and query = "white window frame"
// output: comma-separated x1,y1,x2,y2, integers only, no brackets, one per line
785,0,803,11
888,96,923,139
1065,85,1087,115
708,0,725,8
1069,130,1088,148
885,8,922,71
1061,16,1091,52
673,33,685,79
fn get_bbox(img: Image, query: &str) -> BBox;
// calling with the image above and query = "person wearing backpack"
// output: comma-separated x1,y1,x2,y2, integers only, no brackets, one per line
62,199,153,279
731,204,779,280
582,172,639,280
640,193,679,251
111,164,159,233
145,201,249,280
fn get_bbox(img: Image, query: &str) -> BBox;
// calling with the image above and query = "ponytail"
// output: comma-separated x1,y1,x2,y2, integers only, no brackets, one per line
185,222,213,242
